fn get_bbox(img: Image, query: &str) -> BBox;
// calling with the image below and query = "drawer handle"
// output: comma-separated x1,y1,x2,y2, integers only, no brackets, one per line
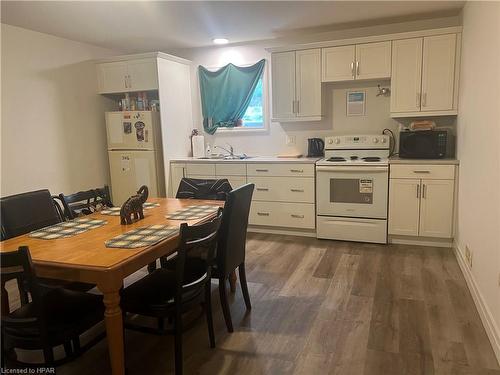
290,169,304,173
290,189,304,192
291,214,304,219
257,212,270,216
255,169,269,172
256,188,269,191
413,170,430,174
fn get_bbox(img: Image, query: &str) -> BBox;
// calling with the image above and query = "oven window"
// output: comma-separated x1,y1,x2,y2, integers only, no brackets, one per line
330,178,373,204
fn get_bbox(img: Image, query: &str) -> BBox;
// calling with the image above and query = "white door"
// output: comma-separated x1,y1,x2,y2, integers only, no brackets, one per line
321,45,355,82
127,58,159,91
355,41,392,80
272,52,296,120
97,62,128,94
105,111,155,150
388,179,421,236
390,38,423,113
419,179,454,238
295,49,321,117
108,150,159,205
421,34,456,112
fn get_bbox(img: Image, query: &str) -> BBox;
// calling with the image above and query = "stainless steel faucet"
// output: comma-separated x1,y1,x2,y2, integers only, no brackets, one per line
215,143,234,157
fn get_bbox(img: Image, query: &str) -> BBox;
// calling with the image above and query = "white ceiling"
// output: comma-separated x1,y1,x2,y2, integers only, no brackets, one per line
1,1,464,52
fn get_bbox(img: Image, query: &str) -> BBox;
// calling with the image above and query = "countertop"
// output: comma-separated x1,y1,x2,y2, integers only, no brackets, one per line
389,156,459,165
170,156,321,164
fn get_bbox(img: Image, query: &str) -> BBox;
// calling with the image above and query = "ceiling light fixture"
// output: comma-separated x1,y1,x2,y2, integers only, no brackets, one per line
213,38,229,45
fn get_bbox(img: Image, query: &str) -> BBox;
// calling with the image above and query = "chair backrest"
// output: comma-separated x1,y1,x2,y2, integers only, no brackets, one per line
59,185,113,220
1,246,43,330
216,184,255,276
175,208,223,299
0,190,62,240
176,178,232,201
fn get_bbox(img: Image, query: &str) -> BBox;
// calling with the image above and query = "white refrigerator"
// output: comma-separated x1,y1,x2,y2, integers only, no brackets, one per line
105,111,165,205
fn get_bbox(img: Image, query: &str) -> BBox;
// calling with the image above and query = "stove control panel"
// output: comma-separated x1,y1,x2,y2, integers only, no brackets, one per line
325,135,390,150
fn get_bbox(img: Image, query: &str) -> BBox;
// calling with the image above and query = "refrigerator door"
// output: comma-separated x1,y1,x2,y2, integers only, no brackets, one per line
106,111,156,150
108,150,159,205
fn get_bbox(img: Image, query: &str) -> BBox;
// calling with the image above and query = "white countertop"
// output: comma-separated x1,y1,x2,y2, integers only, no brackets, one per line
389,156,459,165
170,156,321,164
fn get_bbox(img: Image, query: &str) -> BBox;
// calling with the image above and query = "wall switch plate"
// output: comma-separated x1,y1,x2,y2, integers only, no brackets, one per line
286,135,296,146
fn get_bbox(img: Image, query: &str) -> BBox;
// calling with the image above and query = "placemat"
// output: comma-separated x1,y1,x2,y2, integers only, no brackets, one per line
165,205,219,220
100,202,160,216
29,218,108,240
105,225,178,249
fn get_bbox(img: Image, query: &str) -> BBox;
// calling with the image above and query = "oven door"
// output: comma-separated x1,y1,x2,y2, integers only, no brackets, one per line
316,165,388,219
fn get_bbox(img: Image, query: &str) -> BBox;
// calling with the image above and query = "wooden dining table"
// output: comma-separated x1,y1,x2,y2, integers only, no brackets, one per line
0,198,224,375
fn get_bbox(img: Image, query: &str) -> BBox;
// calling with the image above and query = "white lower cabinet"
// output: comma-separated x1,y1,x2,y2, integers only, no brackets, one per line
388,164,456,239
249,201,315,229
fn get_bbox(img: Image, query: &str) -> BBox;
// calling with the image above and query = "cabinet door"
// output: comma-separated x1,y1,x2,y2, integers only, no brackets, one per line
97,62,128,93
419,179,454,238
271,51,296,120
388,179,421,236
390,38,423,113
321,45,355,82
355,41,391,80
169,163,185,198
127,58,159,91
295,49,321,117
421,34,456,112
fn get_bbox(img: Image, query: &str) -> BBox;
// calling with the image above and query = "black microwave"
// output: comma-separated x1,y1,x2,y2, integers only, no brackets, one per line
399,130,450,159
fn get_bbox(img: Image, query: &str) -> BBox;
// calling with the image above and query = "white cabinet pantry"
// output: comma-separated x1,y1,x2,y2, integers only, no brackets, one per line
97,58,158,94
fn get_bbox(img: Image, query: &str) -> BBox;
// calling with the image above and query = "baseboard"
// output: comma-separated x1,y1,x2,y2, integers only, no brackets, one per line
247,225,317,237
389,235,453,247
454,241,500,365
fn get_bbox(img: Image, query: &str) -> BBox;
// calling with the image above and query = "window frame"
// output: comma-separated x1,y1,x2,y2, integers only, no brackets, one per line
203,60,269,134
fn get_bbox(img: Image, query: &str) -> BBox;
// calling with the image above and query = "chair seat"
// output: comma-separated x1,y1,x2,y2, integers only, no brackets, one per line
3,288,103,341
122,258,208,315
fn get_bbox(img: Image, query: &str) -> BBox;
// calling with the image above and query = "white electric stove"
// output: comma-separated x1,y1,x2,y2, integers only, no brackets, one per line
316,135,390,244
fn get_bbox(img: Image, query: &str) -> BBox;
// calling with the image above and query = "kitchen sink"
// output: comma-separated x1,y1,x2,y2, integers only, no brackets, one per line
198,155,254,160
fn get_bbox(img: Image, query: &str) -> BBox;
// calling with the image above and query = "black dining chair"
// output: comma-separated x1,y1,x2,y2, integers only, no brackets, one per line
58,185,113,220
1,246,105,367
175,178,232,201
210,183,254,333
0,189,95,294
120,209,223,375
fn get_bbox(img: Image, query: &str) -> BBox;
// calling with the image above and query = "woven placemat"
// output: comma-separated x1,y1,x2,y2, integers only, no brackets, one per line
100,202,160,216
105,225,178,249
29,218,107,240
165,205,219,220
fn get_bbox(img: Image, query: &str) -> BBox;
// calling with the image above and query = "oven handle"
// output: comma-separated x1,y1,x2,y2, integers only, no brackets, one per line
316,166,388,172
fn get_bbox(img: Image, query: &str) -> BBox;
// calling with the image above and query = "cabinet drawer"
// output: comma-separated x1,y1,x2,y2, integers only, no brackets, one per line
215,163,246,176
225,176,247,189
248,176,314,203
247,163,314,177
390,164,455,179
249,201,315,229
185,163,215,176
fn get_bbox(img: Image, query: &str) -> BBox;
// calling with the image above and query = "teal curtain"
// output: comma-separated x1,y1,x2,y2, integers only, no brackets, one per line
199,59,265,135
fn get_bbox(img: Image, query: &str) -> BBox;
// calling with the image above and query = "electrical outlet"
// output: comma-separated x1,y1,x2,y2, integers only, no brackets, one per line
286,135,296,146
465,245,473,268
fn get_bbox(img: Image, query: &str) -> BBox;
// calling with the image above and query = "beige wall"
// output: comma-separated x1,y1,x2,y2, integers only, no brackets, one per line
1,24,118,197
456,2,500,362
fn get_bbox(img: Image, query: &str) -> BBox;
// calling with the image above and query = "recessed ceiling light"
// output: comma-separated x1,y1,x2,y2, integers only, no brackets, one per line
213,38,229,45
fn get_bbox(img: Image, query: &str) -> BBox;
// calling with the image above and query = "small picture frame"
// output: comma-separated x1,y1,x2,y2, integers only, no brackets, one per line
346,90,366,116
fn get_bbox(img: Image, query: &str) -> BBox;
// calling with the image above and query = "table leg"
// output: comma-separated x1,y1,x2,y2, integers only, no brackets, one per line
229,271,237,293
102,289,125,375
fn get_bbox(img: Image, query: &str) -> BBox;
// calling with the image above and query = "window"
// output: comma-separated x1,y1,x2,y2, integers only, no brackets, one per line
241,77,264,129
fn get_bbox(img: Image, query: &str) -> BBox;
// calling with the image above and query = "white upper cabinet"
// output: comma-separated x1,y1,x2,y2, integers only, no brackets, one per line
355,41,392,80
271,51,296,120
421,34,457,112
97,57,159,94
322,45,355,82
271,49,321,121
295,49,321,117
390,38,423,113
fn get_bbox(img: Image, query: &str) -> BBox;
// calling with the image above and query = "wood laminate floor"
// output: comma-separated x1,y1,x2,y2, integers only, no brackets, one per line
4,233,500,374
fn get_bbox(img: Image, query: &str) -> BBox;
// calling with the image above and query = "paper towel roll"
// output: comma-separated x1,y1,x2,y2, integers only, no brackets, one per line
192,135,205,158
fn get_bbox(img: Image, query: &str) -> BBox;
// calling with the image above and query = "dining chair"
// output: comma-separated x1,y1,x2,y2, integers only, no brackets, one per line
0,189,95,294
211,183,255,333
58,185,113,220
120,209,223,375
1,246,105,367
175,177,232,201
